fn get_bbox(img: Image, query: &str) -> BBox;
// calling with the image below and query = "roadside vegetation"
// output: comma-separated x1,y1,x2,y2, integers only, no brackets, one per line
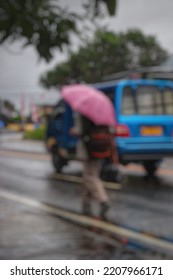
40,29,169,87
0,0,116,61
23,125,46,141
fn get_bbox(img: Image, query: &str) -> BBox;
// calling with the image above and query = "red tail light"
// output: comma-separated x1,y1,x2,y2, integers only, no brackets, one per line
115,124,130,137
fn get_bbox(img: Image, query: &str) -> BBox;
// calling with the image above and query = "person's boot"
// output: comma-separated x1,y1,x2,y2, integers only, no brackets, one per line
100,201,110,220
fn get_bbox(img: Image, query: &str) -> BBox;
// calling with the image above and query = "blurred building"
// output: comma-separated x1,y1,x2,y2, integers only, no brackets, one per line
37,104,55,122
35,90,60,123
0,98,19,125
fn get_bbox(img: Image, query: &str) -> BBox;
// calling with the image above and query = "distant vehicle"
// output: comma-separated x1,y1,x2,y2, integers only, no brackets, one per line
0,114,7,127
0,120,4,128
46,79,173,176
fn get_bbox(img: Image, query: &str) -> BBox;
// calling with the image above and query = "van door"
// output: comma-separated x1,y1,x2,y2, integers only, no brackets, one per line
117,83,173,159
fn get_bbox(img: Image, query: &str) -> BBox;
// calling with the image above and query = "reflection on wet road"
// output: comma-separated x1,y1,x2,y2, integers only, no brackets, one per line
1,147,173,259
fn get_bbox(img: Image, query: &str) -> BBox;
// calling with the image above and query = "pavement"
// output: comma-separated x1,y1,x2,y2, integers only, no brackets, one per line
0,133,120,260
1,131,173,259
0,195,120,260
0,132,46,153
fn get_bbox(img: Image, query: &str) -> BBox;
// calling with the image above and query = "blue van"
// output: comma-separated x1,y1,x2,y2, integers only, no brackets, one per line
46,79,173,176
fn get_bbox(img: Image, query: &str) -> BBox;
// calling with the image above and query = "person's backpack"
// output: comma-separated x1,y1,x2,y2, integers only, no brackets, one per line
82,117,113,159
83,124,113,159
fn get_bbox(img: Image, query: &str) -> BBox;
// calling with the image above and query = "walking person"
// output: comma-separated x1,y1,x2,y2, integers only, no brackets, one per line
61,84,117,220
81,116,117,220
71,114,117,220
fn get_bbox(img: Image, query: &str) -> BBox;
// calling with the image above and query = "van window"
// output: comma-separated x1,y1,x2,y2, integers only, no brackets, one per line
163,87,173,115
136,86,163,115
121,85,173,115
122,86,136,115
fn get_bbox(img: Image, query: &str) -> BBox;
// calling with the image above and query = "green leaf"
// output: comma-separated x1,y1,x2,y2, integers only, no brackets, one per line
40,28,169,87
104,0,117,15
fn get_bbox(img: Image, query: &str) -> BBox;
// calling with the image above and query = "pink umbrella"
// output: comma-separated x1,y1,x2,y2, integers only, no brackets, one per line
61,84,116,126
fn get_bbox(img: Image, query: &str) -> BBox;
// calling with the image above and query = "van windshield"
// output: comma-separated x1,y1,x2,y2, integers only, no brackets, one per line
122,85,173,115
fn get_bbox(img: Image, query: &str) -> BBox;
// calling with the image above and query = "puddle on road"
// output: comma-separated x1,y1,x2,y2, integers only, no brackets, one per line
122,173,173,192
76,230,167,260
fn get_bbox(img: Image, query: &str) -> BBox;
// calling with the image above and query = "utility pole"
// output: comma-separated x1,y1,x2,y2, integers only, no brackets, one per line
20,94,26,131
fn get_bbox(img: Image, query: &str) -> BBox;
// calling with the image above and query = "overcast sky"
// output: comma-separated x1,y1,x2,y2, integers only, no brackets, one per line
0,0,173,110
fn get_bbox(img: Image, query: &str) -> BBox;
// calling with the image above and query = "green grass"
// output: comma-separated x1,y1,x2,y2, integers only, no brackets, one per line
23,126,46,141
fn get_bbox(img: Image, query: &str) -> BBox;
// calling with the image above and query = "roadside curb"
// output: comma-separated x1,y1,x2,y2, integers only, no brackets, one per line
1,190,173,257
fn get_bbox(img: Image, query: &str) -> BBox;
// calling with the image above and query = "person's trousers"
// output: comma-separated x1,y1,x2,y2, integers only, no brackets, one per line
83,159,109,204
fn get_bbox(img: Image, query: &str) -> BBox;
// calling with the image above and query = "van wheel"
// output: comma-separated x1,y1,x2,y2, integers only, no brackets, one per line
52,152,67,172
143,160,160,176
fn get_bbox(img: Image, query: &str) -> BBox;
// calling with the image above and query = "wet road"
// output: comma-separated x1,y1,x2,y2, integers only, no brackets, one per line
1,133,173,259
0,156,120,260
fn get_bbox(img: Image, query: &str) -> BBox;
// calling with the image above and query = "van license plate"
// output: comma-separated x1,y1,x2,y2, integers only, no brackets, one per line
141,126,163,136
